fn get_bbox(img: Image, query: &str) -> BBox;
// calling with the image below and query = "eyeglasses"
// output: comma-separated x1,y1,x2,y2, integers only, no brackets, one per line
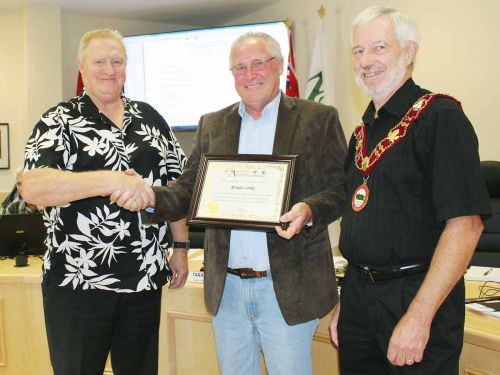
230,57,276,74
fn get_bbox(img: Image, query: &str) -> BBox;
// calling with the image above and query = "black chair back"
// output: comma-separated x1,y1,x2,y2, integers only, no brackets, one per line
471,161,500,267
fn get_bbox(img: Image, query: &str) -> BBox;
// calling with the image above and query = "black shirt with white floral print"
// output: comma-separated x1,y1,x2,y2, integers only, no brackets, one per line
24,91,186,293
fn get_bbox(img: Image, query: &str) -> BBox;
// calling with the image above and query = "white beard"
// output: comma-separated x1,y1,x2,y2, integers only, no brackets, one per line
355,53,408,104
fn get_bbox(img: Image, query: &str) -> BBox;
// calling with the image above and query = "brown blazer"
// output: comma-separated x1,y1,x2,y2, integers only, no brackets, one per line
153,93,347,324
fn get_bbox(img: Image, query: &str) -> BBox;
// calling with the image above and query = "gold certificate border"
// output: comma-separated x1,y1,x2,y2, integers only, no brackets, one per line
187,154,297,230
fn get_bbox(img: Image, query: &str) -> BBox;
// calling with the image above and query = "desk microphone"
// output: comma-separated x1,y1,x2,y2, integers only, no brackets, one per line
15,244,29,267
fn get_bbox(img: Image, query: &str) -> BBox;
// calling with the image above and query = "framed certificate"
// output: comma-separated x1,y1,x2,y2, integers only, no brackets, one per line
187,154,297,229
0,123,10,169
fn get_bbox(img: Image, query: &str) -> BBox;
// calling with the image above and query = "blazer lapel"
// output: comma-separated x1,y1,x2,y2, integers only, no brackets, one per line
221,95,298,155
222,104,241,154
273,94,299,155
215,104,240,258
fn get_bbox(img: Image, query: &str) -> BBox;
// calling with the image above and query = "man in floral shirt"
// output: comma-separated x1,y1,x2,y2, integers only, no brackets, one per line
17,29,187,375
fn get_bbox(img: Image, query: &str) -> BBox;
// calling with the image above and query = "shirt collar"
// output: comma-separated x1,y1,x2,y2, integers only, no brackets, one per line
77,90,134,123
238,91,281,122
77,90,101,120
362,78,421,125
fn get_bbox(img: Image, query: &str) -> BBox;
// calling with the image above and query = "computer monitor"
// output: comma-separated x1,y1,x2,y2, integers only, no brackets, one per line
0,213,46,257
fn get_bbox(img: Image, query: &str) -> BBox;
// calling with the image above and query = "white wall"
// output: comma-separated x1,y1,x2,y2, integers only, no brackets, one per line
0,9,28,189
0,6,63,193
25,5,63,128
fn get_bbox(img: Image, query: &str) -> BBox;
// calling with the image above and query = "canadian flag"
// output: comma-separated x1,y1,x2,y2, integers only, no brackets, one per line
285,30,299,98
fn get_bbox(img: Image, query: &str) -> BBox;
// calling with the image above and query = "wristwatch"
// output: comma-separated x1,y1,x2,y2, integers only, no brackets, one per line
172,240,190,250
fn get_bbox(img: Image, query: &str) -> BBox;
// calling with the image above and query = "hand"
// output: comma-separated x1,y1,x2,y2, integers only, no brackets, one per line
110,170,155,212
110,190,143,211
107,170,137,199
275,202,313,240
168,249,188,289
387,311,430,366
15,168,39,209
329,301,341,347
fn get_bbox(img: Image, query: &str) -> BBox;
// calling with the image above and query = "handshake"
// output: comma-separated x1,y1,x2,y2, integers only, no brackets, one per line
113,169,315,240
16,167,158,213
111,170,314,241
16,167,312,240
110,169,156,212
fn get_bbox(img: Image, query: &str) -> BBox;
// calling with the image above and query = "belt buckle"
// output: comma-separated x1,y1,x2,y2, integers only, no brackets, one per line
238,268,254,279
359,266,375,283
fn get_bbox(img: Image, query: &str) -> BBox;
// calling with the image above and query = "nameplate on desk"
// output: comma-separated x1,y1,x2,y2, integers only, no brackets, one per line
188,271,204,283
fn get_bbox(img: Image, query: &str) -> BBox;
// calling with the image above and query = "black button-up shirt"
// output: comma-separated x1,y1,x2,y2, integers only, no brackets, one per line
24,92,186,292
339,79,491,267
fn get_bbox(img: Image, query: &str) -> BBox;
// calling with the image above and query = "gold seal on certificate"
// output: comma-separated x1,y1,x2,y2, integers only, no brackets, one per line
187,154,297,229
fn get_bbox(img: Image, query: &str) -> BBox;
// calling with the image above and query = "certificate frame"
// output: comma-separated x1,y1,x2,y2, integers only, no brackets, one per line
0,123,10,169
187,154,297,230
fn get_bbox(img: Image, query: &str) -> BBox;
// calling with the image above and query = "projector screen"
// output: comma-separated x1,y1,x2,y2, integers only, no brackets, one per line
123,21,289,131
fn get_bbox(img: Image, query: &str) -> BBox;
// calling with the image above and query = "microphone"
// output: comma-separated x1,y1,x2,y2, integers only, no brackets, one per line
15,244,30,267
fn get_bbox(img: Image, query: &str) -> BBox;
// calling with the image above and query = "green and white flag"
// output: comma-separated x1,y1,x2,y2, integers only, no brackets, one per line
305,17,341,250
305,21,332,104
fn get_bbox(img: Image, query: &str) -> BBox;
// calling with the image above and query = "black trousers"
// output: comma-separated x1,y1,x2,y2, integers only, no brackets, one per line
338,266,464,375
42,284,162,375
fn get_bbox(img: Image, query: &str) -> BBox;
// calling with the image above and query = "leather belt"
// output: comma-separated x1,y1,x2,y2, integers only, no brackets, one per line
227,267,268,279
354,262,429,283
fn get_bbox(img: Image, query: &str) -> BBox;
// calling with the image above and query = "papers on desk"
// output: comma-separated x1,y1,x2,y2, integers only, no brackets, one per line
464,266,500,282
190,253,204,262
466,301,500,318
334,256,348,274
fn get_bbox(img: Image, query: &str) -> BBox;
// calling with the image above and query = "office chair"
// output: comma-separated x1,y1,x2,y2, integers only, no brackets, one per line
470,160,500,267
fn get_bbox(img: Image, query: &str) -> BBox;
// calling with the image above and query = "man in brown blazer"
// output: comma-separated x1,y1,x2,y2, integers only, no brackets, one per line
113,32,346,375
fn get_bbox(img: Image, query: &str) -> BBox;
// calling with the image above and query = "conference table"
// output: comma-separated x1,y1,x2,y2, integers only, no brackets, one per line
0,251,499,375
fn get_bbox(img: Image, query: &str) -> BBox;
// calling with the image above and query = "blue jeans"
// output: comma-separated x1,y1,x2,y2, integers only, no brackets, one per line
212,271,319,375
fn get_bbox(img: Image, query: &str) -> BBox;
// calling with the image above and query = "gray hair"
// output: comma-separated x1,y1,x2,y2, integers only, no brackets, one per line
351,5,420,47
77,28,127,63
229,32,283,68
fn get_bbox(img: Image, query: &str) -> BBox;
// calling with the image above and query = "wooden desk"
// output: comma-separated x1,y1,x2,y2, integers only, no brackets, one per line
461,282,500,375
0,254,499,375
0,256,51,375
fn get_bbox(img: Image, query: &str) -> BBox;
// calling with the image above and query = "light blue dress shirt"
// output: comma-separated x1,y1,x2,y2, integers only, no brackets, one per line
227,93,281,271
